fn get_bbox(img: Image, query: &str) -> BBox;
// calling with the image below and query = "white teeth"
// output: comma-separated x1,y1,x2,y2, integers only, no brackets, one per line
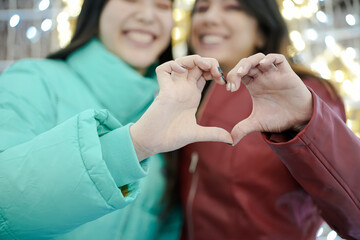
202,35,223,44
127,31,153,44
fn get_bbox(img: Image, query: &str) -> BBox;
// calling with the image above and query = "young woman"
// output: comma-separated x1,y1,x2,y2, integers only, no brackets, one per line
179,0,356,239
0,0,231,239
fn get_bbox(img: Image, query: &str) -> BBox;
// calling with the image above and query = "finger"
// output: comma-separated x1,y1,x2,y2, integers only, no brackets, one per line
175,55,210,83
187,66,203,82
201,69,225,84
195,126,233,144
176,55,225,85
156,61,187,87
175,55,211,71
170,62,189,82
202,57,225,85
247,67,261,78
227,65,261,92
202,71,213,81
230,117,258,145
235,53,265,78
258,54,287,72
197,77,206,91
240,75,254,86
226,53,265,92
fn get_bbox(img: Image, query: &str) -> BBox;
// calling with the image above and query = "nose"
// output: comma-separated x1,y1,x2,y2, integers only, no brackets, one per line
135,3,156,24
200,5,222,26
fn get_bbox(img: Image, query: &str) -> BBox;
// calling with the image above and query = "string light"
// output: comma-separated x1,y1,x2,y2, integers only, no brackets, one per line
57,0,83,48
290,31,306,51
9,14,20,28
305,28,318,41
316,11,328,23
41,19,53,32
38,0,50,11
26,26,38,41
281,0,318,20
345,14,356,26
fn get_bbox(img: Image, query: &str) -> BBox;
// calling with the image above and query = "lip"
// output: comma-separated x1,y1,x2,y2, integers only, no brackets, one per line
123,29,158,47
198,33,228,48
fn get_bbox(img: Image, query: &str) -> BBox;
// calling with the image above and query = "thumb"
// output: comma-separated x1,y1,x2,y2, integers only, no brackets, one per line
231,117,258,145
195,126,233,144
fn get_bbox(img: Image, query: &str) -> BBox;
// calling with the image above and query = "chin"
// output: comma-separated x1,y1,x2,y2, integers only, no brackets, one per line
126,56,155,67
201,52,226,63
130,61,155,72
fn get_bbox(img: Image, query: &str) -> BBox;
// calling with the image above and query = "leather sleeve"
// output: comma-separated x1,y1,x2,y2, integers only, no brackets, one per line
264,80,360,239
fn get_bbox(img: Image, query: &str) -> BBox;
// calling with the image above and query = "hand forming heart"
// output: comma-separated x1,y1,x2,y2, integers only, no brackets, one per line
226,53,313,145
130,53,313,161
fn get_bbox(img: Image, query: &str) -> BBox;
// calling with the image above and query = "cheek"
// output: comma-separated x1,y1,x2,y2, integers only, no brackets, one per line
233,21,259,50
165,24,173,41
99,11,118,42
162,15,174,39
99,17,110,46
189,24,199,49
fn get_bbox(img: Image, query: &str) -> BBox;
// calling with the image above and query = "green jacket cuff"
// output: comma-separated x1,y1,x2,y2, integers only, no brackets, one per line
100,123,149,187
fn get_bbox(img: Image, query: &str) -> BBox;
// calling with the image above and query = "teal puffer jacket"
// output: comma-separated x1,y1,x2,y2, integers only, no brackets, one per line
0,39,181,240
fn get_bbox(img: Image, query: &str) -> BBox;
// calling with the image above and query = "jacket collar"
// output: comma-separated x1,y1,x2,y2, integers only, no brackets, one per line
66,38,159,124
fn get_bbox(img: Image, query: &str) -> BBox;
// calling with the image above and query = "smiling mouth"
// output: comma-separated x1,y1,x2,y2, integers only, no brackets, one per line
200,35,226,45
124,30,157,46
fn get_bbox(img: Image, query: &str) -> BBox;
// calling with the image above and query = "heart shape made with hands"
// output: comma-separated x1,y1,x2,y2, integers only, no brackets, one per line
131,53,313,160
195,53,313,146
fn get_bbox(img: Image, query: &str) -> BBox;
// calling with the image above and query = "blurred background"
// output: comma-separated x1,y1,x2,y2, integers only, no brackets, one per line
0,0,359,239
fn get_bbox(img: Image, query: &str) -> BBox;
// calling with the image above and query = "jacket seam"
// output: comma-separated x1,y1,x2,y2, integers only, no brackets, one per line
299,134,360,209
76,114,116,209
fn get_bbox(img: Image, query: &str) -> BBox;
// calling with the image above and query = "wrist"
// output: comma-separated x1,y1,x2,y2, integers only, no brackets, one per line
291,89,313,133
129,124,153,161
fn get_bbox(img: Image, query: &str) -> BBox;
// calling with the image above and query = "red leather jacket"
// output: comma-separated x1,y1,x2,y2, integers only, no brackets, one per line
179,77,356,240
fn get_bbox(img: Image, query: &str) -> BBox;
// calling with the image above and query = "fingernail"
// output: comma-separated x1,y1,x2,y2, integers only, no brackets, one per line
237,67,243,74
231,83,236,92
218,66,227,84
226,82,231,91
259,59,266,64
217,66,223,74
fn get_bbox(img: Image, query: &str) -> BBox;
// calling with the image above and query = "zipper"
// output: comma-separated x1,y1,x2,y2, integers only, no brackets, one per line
186,151,199,240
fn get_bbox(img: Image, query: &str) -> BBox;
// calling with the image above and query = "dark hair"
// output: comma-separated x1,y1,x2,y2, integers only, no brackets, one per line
48,0,173,63
235,0,289,54
233,0,340,100
47,0,107,60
